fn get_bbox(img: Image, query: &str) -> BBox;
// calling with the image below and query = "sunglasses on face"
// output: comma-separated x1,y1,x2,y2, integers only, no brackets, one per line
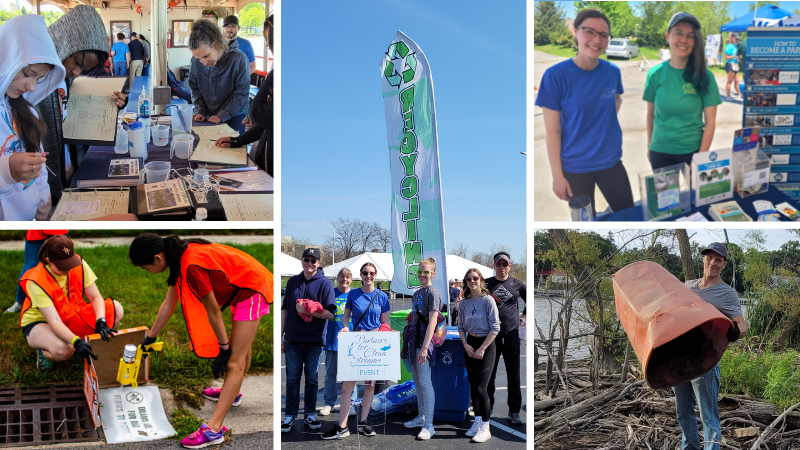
417,270,433,275
495,262,509,268
303,258,318,264
466,276,480,282
361,271,376,276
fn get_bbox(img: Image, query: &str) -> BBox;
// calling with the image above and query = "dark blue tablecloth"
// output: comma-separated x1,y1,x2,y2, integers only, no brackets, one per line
596,185,800,221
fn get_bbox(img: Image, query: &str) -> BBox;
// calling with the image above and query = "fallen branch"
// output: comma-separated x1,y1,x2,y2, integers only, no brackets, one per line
750,400,800,450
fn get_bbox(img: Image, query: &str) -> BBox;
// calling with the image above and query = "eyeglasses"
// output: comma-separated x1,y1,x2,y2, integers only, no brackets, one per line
465,276,480,282
579,26,612,41
670,30,696,42
361,271,376,276
417,270,433,275
495,261,509,268
303,258,318,264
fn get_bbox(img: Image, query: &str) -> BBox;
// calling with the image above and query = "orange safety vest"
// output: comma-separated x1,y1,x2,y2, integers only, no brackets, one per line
178,243,274,359
27,230,69,241
19,259,116,337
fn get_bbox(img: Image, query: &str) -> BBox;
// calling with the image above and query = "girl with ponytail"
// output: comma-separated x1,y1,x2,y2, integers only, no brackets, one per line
129,233,274,448
644,12,722,170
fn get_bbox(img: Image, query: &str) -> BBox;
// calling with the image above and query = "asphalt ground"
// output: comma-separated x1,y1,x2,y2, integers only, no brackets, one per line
20,431,273,450
279,297,528,449
533,49,748,221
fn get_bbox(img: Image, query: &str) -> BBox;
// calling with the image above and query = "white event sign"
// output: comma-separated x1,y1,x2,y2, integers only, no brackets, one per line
337,331,401,382
98,386,176,443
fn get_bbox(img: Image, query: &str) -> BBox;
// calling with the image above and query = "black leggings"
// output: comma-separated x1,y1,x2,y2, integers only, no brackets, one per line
562,160,634,217
465,334,496,422
488,329,522,414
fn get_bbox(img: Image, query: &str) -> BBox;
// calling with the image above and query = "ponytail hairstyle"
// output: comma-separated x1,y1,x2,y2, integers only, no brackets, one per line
670,19,710,96
420,257,436,272
37,234,71,265
129,233,212,286
462,268,490,298
9,64,55,154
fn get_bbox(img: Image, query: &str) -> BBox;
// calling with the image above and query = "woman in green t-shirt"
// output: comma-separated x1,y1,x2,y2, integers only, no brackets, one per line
643,12,722,170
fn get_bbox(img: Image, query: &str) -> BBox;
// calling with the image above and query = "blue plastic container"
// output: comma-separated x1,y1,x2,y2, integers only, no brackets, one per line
431,326,470,421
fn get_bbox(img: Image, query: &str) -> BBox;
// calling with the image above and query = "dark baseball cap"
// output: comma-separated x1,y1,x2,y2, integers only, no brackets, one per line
131,32,137,37
701,242,728,260
302,248,321,260
45,235,81,272
223,15,239,26
668,12,701,30
493,251,511,265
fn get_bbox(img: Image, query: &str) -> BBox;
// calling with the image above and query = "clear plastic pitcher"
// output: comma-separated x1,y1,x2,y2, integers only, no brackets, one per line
152,125,170,147
170,134,195,160
172,104,193,135
139,161,171,184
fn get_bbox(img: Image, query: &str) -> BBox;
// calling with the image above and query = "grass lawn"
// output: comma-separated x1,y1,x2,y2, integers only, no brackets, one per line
0,242,274,410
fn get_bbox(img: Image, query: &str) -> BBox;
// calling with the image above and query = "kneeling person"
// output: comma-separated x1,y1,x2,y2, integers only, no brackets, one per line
19,235,123,371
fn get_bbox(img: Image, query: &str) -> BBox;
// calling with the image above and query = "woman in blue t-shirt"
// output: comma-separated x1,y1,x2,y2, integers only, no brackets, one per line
535,8,633,218
319,268,356,417
724,33,742,99
321,262,390,440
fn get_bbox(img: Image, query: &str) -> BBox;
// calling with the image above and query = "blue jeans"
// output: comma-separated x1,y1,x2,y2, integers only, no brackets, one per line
284,341,322,417
15,239,47,305
673,365,721,450
224,113,247,135
113,61,128,77
324,350,357,407
408,347,435,426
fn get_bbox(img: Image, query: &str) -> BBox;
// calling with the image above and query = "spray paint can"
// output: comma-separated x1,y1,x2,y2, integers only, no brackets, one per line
123,344,137,363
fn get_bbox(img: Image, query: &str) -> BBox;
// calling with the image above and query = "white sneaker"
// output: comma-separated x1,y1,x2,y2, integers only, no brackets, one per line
4,302,20,313
404,415,425,428
319,405,332,416
465,417,482,437
472,421,491,443
417,425,435,440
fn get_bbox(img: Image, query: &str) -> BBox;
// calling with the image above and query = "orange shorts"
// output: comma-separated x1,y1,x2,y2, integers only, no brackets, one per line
230,293,269,321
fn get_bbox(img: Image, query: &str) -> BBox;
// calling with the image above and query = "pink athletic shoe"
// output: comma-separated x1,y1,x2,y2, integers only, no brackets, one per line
180,422,228,448
202,387,243,406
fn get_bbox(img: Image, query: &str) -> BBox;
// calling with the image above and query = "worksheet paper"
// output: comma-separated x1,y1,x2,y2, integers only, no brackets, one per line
62,76,126,142
51,189,129,220
193,124,238,140
190,140,248,165
220,194,273,221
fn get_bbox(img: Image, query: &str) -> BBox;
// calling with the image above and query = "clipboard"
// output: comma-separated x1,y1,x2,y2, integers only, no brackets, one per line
63,76,127,147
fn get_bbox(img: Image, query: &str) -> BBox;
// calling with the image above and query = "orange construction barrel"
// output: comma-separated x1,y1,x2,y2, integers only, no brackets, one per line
612,261,732,389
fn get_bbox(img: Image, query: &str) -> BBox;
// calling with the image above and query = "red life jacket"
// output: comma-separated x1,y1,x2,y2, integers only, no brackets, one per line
27,230,68,241
178,243,274,358
19,259,115,337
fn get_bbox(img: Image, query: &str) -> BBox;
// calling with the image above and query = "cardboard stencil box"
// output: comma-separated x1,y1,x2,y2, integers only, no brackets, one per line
83,326,151,427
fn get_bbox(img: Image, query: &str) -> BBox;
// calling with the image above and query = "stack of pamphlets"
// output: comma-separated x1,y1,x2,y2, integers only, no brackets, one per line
708,200,753,222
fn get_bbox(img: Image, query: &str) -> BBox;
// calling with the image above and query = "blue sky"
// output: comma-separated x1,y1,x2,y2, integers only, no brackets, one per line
282,1,526,260
553,1,800,19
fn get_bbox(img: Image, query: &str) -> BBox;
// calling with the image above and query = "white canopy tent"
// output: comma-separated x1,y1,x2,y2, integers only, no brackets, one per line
280,252,303,277
322,252,495,295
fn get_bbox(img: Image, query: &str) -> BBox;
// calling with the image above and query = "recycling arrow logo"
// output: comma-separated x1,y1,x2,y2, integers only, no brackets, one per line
384,40,417,87
442,351,453,365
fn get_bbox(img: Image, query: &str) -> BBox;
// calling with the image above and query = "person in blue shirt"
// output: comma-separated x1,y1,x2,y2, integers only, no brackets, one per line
319,268,357,417
110,33,129,77
223,15,257,74
321,262,390,440
535,8,633,218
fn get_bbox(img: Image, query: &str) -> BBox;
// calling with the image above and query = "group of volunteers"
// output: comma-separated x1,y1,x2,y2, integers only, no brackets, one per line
536,9,724,217
0,8,273,222
6,232,273,449
281,249,526,444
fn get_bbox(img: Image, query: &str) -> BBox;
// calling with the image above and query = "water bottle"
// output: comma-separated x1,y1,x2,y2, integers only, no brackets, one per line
138,86,150,119
194,207,207,221
114,120,128,154
128,121,147,160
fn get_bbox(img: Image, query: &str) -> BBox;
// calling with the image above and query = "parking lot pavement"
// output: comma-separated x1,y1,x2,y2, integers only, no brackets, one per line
279,338,527,449
534,49,747,221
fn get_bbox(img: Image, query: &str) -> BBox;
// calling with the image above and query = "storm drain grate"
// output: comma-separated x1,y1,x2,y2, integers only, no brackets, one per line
0,385,102,447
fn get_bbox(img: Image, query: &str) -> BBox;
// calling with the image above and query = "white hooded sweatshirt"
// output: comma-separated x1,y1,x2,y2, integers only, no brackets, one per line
0,14,65,220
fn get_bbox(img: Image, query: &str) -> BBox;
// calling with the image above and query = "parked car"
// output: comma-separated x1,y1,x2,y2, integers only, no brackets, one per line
606,39,640,59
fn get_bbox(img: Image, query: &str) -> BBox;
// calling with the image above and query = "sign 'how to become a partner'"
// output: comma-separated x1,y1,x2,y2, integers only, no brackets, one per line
337,331,401,382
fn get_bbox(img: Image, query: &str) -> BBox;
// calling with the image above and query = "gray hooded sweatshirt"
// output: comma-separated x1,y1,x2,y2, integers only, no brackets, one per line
188,39,250,121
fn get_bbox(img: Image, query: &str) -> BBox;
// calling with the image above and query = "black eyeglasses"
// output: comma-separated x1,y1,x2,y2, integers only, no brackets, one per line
361,271,376,276
303,258,318,264
579,26,612,41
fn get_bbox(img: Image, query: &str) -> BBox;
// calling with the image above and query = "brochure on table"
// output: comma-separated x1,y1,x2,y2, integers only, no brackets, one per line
732,127,771,197
638,163,691,221
692,148,734,206
745,27,800,199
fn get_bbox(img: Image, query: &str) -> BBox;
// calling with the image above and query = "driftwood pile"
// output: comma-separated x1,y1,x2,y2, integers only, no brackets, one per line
534,361,800,450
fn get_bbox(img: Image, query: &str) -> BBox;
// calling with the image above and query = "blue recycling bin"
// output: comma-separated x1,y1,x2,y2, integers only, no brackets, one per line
431,326,470,421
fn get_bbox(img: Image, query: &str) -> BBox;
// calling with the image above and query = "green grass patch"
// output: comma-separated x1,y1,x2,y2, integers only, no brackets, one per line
169,408,205,439
0,242,274,409
720,346,800,408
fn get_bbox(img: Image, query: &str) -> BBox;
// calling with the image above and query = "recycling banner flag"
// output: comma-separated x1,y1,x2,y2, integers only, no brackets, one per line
380,31,448,299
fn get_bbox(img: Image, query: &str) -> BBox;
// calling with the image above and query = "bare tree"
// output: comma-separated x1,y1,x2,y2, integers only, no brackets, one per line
281,236,313,260
451,242,469,258
376,226,391,252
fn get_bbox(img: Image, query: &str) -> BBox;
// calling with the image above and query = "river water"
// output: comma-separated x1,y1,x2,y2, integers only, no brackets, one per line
534,295,593,361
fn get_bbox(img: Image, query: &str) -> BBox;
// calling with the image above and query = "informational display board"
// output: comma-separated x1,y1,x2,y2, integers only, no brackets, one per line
337,331,401,382
745,27,800,199
98,386,176,443
706,34,721,65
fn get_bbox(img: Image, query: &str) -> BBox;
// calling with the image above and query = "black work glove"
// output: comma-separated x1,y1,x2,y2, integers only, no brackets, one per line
727,321,741,342
73,338,98,363
212,346,232,379
140,335,158,362
94,319,118,342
